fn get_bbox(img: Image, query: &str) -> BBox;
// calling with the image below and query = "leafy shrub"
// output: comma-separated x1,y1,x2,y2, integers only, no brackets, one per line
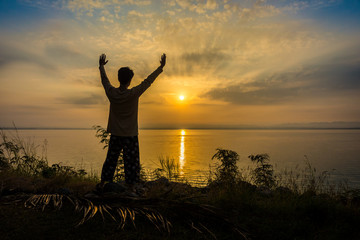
93,125,110,149
93,125,125,181
1,128,88,180
93,125,146,182
0,129,48,175
211,148,240,185
41,163,87,178
248,153,275,188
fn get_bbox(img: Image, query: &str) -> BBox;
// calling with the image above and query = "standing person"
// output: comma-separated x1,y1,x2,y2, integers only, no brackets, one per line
98,53,166,193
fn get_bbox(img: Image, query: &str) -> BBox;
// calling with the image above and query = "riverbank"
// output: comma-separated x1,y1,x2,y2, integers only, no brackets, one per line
1,129,360,239
1,169,360,240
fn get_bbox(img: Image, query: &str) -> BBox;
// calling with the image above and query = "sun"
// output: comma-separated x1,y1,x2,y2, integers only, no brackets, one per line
179,95,185,101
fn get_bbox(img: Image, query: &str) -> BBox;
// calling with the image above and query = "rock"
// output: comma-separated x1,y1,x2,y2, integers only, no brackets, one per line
144,177,170,188
238,181,257,191
351,196,360,207
57,188,72,195
103,182,127,193
84,192,100,199
275,186,293,195
257,186,273,197
302,190,317,198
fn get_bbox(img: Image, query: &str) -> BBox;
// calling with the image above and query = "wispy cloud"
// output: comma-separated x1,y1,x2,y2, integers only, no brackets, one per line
203,44,360,105
57,92,106,107
0,0,359,127
0,41,56,70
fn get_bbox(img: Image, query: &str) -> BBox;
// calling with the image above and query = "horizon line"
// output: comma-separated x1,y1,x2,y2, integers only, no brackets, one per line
1,127,360,130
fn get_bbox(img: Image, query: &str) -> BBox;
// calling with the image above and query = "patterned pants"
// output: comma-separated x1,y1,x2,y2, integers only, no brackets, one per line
101,135,140,184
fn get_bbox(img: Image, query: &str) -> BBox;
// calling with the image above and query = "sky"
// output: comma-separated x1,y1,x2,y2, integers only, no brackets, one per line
0,0,360,128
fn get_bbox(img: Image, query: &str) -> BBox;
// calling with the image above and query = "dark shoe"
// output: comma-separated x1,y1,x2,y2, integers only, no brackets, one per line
127,183,147,197
84,192,101,199
125,191,139,198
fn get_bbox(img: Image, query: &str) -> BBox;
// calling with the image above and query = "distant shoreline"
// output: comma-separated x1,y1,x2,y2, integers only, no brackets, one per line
1,127,360,130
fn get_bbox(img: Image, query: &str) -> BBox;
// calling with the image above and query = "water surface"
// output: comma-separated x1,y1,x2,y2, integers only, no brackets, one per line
4,129,360,186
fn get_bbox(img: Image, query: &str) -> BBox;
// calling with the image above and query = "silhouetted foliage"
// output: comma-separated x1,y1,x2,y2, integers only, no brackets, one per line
0,129,48,175
301,155,331,194
211,148,240,185
93,125,147,182
93,125,110,149
2,129,360,240
41,163,87,178
0,129,87,178
248,154,275,188
153,156,180,181
93,125,125,182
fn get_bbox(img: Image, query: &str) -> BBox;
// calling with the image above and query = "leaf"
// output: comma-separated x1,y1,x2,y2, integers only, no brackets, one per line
117,208,127,229
98,205,105,221
102,204,116,222
126,208,136,229
199,222,217,240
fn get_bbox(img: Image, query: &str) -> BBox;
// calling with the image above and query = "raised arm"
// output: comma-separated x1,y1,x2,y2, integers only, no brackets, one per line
160,53,166,69
133,53,166,97
99,53,113,94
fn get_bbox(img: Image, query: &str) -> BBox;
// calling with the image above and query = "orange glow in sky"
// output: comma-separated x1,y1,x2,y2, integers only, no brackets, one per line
0,1,360,129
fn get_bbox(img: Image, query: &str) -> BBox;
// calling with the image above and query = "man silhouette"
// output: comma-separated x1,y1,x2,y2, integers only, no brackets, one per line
98,53,166,193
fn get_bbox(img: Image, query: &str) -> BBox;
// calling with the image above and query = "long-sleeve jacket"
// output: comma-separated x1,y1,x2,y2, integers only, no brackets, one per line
100,65,163,136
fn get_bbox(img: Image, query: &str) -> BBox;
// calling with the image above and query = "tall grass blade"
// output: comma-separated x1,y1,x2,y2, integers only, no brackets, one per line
190,221,203,233
102,204,116,222
126,208,136,228
199,222,217,240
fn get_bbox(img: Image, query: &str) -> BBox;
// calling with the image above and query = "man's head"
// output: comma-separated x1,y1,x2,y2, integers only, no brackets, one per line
118,67,134,86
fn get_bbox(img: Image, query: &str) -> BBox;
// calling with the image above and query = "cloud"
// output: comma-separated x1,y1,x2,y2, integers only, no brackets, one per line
202,61,360,105
62,0,151,17
174,0,219,13
203,45,360,105
203,82,301,105
181,49,228,65
286,0,342,11
56,92,106,107
123,0,151,6
239,0,281,20
19,0,63,9
44,44,95,68
2,0,360,127
0,41,56,70
164,49,231,77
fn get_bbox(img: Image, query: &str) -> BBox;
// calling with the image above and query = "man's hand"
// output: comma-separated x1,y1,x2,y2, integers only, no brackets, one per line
160,53,166,68
99,53,108,66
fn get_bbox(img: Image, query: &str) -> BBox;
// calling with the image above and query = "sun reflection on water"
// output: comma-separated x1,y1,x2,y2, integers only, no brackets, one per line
179,129,185,175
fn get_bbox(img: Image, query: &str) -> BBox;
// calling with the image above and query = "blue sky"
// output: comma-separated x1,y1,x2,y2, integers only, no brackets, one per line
0,0,360,128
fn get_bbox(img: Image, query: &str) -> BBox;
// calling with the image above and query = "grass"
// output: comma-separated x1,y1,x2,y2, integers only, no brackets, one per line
1,129,360,239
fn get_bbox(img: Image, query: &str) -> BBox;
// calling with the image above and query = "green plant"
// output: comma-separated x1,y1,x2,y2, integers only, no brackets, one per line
153,156,180,181
92,125,110,149
41,163,87,179
24,193,172,231
23,192,247,239
249,154,275,188
0,128,88,179
211,148,240,185
93,125,125,182
300,155,332,194
0,129,48,175
93,125,148,182
277,166,302,193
